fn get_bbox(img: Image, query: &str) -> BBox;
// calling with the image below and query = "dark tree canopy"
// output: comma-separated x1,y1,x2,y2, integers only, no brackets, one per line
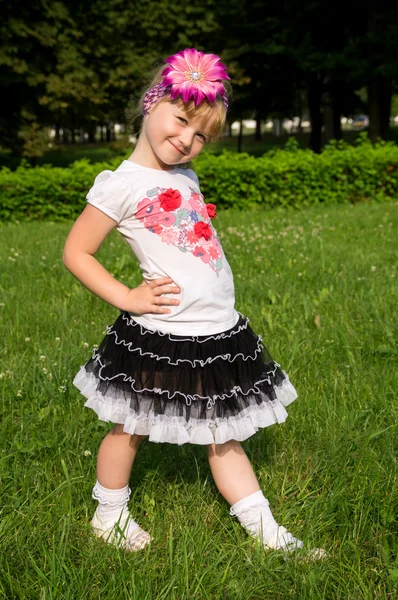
0,0,397,155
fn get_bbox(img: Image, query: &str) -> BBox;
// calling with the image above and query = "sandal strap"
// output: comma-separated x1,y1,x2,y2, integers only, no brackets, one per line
125,527,152,551
91,512,152,552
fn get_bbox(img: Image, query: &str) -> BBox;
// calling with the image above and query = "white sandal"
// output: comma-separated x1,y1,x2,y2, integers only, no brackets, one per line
90,511,152,551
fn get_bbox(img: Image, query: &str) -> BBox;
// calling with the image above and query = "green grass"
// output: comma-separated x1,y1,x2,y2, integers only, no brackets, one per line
0,201,397,599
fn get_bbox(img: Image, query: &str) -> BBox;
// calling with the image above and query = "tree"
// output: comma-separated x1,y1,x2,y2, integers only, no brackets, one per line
0,0,224,155
364,1,398,141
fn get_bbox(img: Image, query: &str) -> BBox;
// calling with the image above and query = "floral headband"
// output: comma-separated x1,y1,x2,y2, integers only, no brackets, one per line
143,48,230,116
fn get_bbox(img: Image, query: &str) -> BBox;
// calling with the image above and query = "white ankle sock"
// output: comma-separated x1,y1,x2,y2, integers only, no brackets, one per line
230,490,269,516
230,490,303,551
92,480,139,536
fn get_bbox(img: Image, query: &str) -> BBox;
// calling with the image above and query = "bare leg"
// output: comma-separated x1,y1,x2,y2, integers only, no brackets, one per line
207,440,321,555
91,426,150,551
96,424,147,488
207,440,260,505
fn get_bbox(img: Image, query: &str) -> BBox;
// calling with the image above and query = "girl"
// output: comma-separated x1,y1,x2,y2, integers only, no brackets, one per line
64,48,323,557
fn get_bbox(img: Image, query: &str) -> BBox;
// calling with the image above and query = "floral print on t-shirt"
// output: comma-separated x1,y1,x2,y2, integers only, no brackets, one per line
135,186,224,276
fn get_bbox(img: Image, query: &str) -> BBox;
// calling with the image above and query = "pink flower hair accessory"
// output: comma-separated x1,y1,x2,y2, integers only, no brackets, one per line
143,48,229,116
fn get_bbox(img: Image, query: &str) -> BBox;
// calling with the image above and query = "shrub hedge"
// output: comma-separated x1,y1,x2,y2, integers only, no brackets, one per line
0,135,397,221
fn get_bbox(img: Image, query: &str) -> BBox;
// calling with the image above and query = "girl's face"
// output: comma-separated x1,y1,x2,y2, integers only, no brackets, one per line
140,101,210,170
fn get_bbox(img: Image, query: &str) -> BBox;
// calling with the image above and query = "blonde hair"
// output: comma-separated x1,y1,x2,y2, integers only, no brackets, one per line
128,64,231,142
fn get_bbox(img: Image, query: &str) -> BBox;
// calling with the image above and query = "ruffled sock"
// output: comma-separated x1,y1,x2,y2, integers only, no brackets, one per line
91,480,141,540
230,490,303,551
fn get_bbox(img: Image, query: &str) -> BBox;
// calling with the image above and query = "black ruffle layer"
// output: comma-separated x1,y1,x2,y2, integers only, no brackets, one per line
82,312,289,420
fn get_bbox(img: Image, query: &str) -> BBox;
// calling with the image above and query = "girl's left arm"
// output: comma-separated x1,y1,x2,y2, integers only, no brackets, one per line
63,204,180,315
63,204,132,309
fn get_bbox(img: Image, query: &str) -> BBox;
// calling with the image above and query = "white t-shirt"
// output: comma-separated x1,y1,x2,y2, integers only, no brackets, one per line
86,160,238,335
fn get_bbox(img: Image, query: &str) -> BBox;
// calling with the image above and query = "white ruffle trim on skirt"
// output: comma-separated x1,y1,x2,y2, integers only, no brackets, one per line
73,368,298,446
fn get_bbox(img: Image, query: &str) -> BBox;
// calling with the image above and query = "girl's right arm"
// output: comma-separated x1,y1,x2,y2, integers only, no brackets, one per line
63,204,180,315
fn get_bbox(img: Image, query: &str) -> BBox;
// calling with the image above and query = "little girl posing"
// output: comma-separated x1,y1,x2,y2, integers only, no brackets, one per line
63,48,324,557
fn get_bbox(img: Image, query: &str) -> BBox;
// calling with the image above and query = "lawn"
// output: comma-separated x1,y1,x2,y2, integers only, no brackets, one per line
0,200,397,599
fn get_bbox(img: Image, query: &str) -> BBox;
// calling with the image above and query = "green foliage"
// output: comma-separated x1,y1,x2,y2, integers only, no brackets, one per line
195,135,398,209
0,157,121,221
18,121,52,159
1,138,397,221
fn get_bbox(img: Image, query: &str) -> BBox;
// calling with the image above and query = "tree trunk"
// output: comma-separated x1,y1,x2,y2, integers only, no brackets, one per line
55,124,60,144
255,113,262,141
322,91,334,145
367,77,392,142
237,120,243,153
323,88,343,144
297,91,303,133
366,0,392,142
106,122,111,142
297,117,302,134
308,73,323,153
71,115,76,144
332,93,342,140
272,119,282,136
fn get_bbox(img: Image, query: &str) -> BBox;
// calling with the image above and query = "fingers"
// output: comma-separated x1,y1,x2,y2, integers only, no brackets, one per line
153,306,173,314
151,296,177,315
155,296,180,306
147,277,175,288
156,285,180,296
138,277,181,315
147,278,180,296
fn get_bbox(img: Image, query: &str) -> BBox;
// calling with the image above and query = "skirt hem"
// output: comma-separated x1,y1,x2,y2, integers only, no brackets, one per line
74,369,297,445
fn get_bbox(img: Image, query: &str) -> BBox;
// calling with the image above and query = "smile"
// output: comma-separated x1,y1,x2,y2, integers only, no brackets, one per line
168,140,186,155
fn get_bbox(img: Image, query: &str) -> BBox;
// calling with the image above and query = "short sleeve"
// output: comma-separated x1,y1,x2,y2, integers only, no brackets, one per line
185,168,200,188
86,170,133,223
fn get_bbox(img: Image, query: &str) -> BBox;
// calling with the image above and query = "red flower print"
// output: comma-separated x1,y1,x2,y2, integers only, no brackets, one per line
209,246,221,259
136,198,160,220
160,228,175,244
193,245,205,257
194,221,212,241
137,184,225,276
157,213,176,227
206,203,217,219
159,188,182,211
193,246,211,263
188,195,202,213
186,230,198,243
145,222,163,234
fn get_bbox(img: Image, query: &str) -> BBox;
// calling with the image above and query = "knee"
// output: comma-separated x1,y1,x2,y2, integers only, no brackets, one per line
110,425,147,448
207,440,242,458
130,433,148,450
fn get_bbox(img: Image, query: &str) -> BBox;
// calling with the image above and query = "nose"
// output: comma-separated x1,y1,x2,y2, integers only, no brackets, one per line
178,128,195,151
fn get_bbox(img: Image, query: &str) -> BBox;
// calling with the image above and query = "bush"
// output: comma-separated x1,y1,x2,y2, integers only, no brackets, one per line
195,134,398,210
0,135,397,221
0,157,123,221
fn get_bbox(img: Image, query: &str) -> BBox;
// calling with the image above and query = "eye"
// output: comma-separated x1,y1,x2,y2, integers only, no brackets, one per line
177,116,187,124
197,132,207,142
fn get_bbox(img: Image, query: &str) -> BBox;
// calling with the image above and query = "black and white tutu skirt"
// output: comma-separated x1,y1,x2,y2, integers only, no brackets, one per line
73,313,298,445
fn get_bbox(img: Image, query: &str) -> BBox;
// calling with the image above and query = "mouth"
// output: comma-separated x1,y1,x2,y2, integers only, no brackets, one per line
168,140,187,155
